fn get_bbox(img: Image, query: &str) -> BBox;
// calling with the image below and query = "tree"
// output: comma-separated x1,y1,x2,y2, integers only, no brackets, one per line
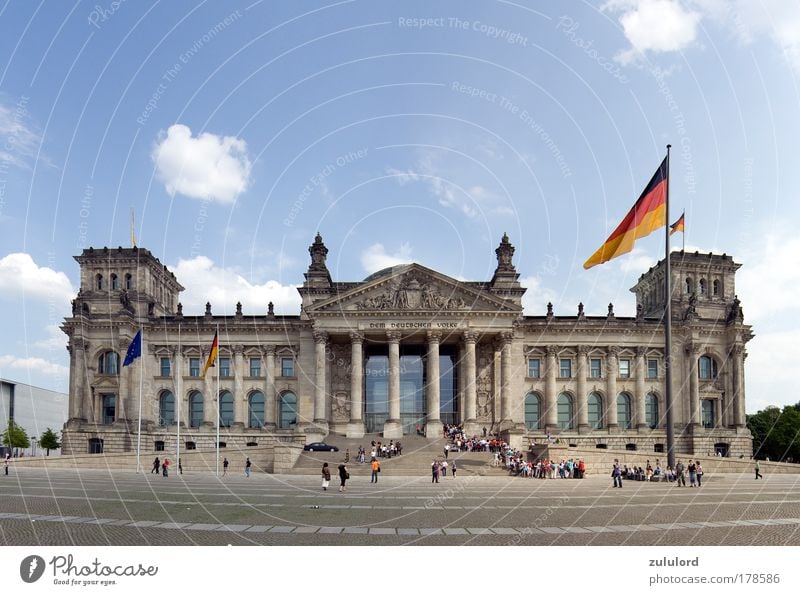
38,428,61,456
747,405,800,462
1,421,30,451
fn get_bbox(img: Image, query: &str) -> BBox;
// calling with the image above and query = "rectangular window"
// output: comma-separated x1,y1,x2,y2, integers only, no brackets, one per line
527,358,540,378
249,357,261,377
219,357,231,378
160,357,171,377
189,357,200,377
701,399,715,428
619,358,631,378
590,358,602,379
647,359,658,379
281,357,295,377
559,358,572,379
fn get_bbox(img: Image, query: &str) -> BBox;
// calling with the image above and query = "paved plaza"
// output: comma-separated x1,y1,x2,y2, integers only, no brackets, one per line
1,469,799,546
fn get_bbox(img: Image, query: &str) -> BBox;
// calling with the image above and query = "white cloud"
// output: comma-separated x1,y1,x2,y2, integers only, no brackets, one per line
520,276,560,315
605,0,701,63
360,243,414,274
33,325,67,352
170,255,300,315
0,355,68,378
0,99,47,169
152,124,252,203
726,0,800,72
0,253,75,304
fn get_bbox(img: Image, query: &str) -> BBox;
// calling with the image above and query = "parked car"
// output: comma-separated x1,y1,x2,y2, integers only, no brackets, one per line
303,442,339,452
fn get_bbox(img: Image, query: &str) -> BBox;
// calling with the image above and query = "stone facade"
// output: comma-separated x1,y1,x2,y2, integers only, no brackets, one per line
61,236,753,457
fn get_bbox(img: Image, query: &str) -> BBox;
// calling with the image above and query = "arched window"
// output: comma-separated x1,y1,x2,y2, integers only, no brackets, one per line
685,277,693,295
645,393,659,429
712,279,720,297
219,391,234,427
111,273,119,290
524,392,541,430
159,391,175,426
617,393,632,429
125,273,133,290
249,392,265,428
98,351,119,375
699,355,718,380
189,392,203,428
587,392,603,429
557,393,574,430
96,273,104,290
279,392,297,429
699,278,706,295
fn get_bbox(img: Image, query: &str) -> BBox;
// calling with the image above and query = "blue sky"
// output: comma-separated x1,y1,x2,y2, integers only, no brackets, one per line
0,0,798,413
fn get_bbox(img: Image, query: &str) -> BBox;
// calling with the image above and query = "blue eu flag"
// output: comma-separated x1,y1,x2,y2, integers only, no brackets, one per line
123,330,142,367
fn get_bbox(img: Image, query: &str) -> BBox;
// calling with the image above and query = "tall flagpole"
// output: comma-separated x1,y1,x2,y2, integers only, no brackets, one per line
216,324,220,477
664,145,676,469
136,326,144,474
176,323,181,476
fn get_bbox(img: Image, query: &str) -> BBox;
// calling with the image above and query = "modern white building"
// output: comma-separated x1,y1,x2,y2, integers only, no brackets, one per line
0,378,68,456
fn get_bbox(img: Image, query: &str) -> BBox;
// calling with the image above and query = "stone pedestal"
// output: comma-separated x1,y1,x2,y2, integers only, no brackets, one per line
382,420,403,439
345,422,365,439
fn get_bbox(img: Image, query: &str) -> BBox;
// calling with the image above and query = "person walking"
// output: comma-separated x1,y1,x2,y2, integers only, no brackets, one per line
754,460,762,479
451,460,457,478
443,444,449,459
178,458,183,475
151,457,160,474
245,457,252,478
612,459,622,488
370,457,380,483
675,459,686,486
162,458,170,477
4,453,9,476
222,457,229,476
338,463,349,492
441,459,448,476
321,462,331,491
431,460,440,483
344,449,350,463
696,461,703,487
688,460,697,487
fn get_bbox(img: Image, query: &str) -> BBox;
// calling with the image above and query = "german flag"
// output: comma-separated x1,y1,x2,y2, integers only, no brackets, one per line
200,330,219,379
669,212,685,236
583,157,668,269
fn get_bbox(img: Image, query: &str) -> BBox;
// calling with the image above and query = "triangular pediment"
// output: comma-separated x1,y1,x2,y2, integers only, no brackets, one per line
307,263,520,315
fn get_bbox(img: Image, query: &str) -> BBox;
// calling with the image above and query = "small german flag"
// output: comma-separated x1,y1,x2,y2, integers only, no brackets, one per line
669,212,685,236
584,157,668,269
200,331,219,379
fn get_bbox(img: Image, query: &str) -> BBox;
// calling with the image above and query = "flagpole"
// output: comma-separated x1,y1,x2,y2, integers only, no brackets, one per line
216,324,220,477
136,326,144,474
176,323,181,477
682,211,686,252
664,145,676,470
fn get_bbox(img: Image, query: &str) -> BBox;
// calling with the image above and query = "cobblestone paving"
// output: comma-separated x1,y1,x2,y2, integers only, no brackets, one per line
2,469,799,545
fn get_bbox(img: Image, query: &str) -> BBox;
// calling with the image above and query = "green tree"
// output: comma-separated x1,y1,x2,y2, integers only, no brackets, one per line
747,405,800,462
1,421,30,450
38,428,61,456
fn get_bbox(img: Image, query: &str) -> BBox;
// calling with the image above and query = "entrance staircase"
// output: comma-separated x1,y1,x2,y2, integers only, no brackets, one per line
288,432,507,476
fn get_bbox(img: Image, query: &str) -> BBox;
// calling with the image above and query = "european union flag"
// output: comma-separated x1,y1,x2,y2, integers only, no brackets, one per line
123,330,142,367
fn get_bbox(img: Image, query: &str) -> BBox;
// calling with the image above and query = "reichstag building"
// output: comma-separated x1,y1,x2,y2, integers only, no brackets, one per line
61,234,753,457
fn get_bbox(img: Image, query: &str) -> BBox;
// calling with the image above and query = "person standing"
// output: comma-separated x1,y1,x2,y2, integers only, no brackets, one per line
245,457,252,478
371,457,380,483
222,458,229,476
443,444,449,459
162,458,170,477
675,460,686,486
338,463,349,492
754,460,762,479
696,461,704,487
451,460,457,478
322,462,331,491
344,449,350,463
688,460,697,487
431,460,440,483
151,457,160,474
441,459,448,476
4,453,9,476
612,459,622,488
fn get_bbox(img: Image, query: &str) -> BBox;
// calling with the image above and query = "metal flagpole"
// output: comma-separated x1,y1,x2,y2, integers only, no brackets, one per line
136,326,144,474
216,324,220,477
176,323,181,476
664,145,676,470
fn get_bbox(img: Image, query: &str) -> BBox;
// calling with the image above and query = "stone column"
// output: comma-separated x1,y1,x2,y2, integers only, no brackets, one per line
606,346,619,431
687,344,700,431
732,345,746,428
313,331,328,424
67,341,81,422
383,331,403,438
425,331,441,437
500,332,513,423
544,346,557,430
233,344,245,429
116,337,130,423
463,332,478,424
347,332,365,438
202,347,215,427
173,347,184,428
263,346,276,428
576,345,589,432
635,347,647,430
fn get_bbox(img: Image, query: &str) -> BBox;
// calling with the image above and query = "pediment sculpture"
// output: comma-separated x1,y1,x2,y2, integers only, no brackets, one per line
355,276,468,311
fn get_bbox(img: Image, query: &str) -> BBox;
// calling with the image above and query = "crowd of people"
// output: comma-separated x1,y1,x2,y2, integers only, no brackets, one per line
610,458,705,486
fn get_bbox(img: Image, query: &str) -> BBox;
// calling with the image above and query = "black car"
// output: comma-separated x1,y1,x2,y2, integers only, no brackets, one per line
303,442,339,452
